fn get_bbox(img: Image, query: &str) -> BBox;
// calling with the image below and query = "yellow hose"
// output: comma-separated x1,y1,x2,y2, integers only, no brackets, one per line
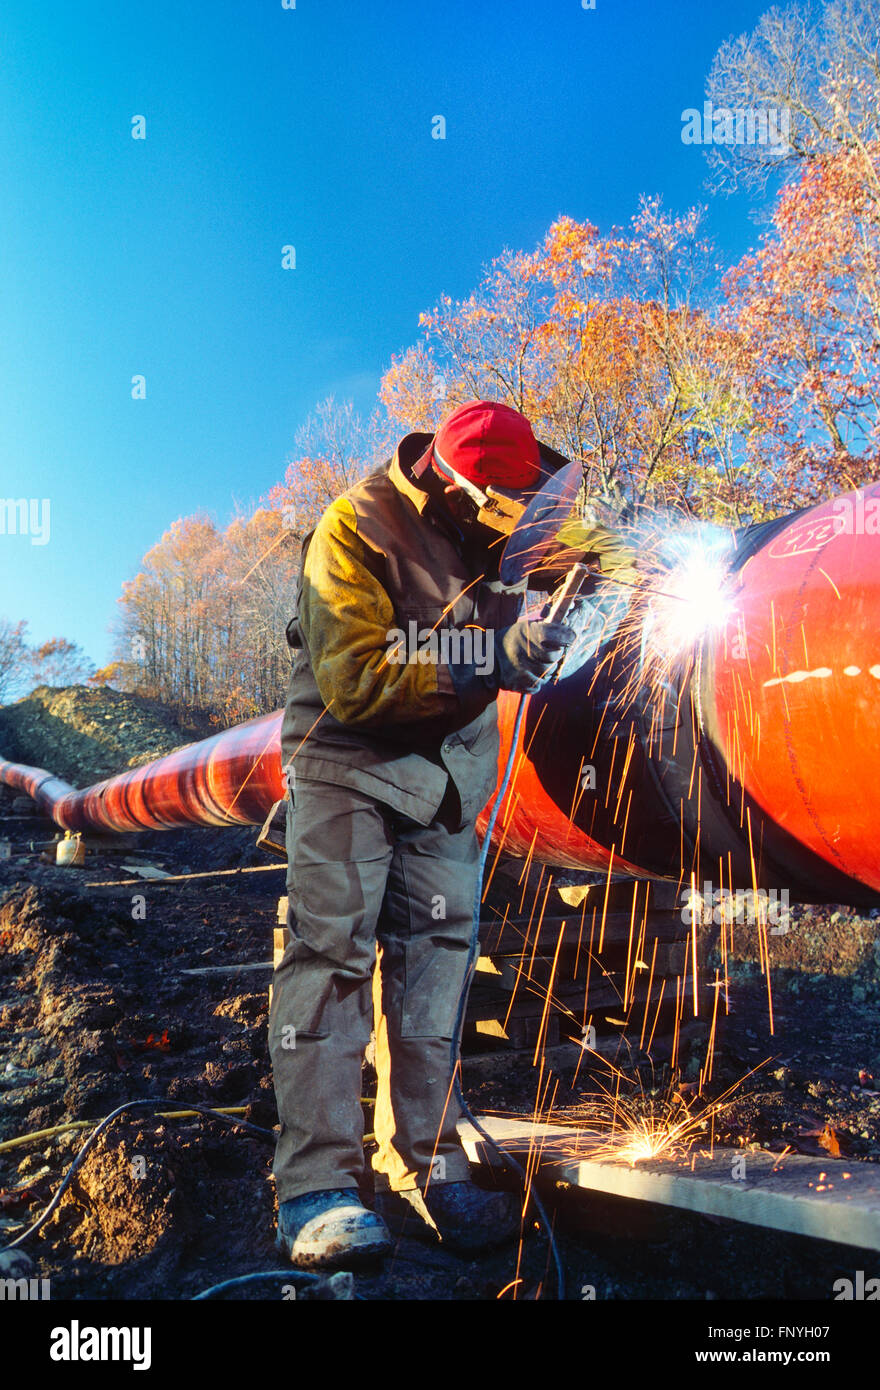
0,1107,252,1154
0,1099,376,1155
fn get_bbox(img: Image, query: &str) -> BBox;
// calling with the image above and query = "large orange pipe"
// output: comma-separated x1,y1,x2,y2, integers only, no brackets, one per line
477,484,880,905
708,492,880,895
0,712,285,832
1,485,878,906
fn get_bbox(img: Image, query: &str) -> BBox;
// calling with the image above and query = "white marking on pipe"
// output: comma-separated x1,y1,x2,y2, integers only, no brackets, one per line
763,667,833,689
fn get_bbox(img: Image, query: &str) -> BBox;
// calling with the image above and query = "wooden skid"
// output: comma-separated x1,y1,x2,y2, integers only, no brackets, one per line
458,1115,880,1253
479,909,689,955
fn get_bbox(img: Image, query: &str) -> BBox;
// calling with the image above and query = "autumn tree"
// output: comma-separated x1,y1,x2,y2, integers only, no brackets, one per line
267,396,379,535
705,0,880,195
218,506,301,720
111,396,383,724
114,515,225,712
724,143,880,505
89,661,124,689
379,203,766,524
113,504,304,723
379,344,446,436
0,618,29,703
28,637,95,689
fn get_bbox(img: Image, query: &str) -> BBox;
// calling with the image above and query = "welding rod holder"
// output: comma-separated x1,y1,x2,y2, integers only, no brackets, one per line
542,562,593,624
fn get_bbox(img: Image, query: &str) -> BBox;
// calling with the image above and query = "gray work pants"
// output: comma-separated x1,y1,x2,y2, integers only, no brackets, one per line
268,775,480,1203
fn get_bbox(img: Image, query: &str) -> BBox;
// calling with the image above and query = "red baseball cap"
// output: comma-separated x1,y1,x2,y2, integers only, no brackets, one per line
432,400,541,492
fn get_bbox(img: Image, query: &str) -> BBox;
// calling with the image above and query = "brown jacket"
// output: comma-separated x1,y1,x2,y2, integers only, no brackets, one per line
280,432,523,826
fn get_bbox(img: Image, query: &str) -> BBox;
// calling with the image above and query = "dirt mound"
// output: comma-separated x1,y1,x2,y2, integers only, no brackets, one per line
59,1126,179,1268
0,878,276,1142
0,684,214,787
0,870,283,1298
0,883,147,1136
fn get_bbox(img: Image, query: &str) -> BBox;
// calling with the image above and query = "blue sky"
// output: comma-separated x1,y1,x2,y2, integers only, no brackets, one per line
0,0,774,669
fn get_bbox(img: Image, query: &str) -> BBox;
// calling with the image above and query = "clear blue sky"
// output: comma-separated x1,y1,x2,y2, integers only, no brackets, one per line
0,0,773,669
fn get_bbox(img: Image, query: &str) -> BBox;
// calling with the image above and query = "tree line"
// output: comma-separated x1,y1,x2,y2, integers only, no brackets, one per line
5,0,877,726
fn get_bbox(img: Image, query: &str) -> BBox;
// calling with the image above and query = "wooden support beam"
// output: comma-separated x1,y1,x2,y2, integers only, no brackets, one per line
85,863,285,888
458,1116,880,1253
179,961,274,976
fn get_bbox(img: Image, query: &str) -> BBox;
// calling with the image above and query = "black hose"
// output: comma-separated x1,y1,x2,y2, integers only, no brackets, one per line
192,1270,321,1300
0,1098,274,1254
451,693,567,1300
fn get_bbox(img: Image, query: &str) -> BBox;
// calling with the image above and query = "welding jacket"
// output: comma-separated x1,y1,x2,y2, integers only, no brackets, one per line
279,432,525,827
280,431,638,827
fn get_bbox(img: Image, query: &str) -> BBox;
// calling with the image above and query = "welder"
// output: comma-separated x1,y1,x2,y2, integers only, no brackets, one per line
269,399,634,1268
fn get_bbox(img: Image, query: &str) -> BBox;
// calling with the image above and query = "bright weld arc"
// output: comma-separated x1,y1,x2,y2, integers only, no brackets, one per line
640,528,738,666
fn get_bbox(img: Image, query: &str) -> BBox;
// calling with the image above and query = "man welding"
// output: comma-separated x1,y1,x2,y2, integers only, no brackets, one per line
269,399,633,1268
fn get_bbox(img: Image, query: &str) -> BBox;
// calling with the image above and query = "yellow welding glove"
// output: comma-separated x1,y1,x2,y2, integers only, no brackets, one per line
551,485,637,587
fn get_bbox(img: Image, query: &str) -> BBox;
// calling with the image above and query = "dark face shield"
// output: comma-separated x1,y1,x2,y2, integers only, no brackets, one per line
432,457,532,537
475,485,529,536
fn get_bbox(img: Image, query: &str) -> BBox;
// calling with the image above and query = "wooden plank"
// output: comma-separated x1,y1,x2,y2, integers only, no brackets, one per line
273,926,288,972
479,910,688,954
466,975,697,1020
179,961,273,976
458,1115,880,1253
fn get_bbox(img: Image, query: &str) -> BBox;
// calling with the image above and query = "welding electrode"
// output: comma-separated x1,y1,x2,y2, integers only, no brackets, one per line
586,565,684,604
544,561,685,617
542,562,594,622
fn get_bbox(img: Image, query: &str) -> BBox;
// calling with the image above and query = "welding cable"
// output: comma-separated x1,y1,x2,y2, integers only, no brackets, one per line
192,1270,323,1300
0,1098,276,1255
450,692,567,1300
191,1269,367,1299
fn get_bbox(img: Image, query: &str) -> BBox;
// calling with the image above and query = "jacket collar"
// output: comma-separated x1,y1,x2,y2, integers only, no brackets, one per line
389,432,465,546
387,431,521,583
387,428,565,591
388,432,435,515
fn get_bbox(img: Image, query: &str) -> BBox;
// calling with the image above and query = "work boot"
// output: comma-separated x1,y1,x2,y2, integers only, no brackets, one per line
377,1180,521,1254
276,1189,392,1269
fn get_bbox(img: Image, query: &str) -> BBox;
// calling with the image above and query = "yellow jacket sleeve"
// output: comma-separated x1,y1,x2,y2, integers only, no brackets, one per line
298,497,457,727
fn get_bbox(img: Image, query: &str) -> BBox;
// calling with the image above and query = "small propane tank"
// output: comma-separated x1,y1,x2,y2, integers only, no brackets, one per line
56,833,85,867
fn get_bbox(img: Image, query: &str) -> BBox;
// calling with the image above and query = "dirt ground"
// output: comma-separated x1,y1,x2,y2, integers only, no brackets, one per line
0,687,878,1301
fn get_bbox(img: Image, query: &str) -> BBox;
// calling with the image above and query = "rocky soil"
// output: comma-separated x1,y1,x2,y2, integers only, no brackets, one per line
0,684,213,785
